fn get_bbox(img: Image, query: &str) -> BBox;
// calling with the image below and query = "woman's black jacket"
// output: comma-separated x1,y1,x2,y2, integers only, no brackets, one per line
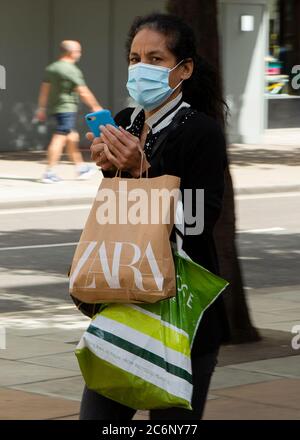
109,107,231,357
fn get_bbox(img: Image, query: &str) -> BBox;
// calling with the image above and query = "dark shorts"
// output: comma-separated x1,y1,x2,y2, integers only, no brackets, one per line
53,112,77,135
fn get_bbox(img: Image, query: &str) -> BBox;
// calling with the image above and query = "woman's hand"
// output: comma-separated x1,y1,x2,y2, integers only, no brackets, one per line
99,125,149,177
87,132,116,171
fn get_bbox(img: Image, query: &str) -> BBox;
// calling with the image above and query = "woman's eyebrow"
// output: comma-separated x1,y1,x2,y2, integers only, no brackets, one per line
129,52,140,57
129,50,165,57
146,50,165,56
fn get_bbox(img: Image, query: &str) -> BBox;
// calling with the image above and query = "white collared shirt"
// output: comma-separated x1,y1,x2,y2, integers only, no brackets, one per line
127,93,190,135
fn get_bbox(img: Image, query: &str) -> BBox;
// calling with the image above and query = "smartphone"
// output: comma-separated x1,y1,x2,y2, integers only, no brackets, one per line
85,109,118,137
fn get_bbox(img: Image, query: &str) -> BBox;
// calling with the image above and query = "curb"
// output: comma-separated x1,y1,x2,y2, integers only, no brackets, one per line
0,197,94,210
235,185,300,195
1,185,300,210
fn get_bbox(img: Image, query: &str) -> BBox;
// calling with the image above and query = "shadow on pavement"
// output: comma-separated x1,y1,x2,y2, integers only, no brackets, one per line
1,229,299,288
219,328,297,366
237,232,300,288
229,146,300,167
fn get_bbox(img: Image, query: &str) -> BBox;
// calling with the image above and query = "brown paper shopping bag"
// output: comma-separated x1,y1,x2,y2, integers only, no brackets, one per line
69,174,180,304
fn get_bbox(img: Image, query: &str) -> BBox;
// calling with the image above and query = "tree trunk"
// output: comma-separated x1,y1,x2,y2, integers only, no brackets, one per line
167,0,261,343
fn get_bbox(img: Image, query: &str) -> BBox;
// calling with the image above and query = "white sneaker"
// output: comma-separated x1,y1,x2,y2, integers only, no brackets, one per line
41,171,62,184
77,165,97,180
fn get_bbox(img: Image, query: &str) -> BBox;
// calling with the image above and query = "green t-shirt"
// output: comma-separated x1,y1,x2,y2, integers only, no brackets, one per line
44,60,86,114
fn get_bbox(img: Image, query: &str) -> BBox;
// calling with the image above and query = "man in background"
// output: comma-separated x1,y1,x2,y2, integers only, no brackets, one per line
36,40,102,183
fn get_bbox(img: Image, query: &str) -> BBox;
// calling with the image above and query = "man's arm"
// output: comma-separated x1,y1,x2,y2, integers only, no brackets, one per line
76,85,102,111
36,82,51,121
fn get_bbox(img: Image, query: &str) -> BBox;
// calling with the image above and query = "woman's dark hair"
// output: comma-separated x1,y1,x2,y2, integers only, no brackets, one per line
126,13,228,128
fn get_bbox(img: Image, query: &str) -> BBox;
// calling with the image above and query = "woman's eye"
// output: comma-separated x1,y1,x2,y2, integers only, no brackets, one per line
151,57,161,63
129,57,139,64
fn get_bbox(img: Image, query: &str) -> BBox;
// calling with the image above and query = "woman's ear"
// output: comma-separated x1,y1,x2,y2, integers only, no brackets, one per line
181,58,194,80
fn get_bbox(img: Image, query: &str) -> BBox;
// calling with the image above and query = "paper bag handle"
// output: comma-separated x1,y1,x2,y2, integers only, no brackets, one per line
115,150,148,179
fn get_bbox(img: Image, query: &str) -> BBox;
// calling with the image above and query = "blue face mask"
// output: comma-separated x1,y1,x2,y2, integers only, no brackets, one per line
126,61,184,111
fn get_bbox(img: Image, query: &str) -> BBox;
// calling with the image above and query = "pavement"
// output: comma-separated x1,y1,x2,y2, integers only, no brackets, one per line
0,128,299,420
0,128,300,210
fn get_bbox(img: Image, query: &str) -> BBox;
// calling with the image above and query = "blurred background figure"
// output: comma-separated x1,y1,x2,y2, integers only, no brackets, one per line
35,40,102,183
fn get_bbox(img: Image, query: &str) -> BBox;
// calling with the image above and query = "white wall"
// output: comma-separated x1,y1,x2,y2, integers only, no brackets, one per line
0,0,50,150
219,0,268,144
0,0,166,151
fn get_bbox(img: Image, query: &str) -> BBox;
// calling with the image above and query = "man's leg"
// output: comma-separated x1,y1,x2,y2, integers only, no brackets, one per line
65,118,96,179
47,133,67,168
66,130,84,165
62,112,84,166
42,113,69,182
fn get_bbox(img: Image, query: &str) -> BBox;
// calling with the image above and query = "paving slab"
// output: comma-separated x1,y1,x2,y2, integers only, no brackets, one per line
248,298,300,312
248,298,299,312
0,359,79,387
21,351,80,372
0,333,74,361
53,410,151,421
249,285,300,295
263,291,300,303
267,307,300,317
133,411,149,420
51,412,79,420
229,355,300,378
0,306,90,333
52,414,79,420
203,396,300,420
214,379,300,411
0,388,80,420
258,321,300,332
219,329,296,366
7,328,75,338
32,329,84,344
210,366,280,390
250,311,291,324
10,375,85,402
0,154,100,208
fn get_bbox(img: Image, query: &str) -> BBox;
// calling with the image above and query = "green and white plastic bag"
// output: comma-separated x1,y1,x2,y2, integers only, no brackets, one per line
75,251,228,410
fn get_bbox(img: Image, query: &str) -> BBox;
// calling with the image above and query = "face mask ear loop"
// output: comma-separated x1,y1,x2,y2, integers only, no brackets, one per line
173,79,184,92
169,59,185,73
169,59,186,91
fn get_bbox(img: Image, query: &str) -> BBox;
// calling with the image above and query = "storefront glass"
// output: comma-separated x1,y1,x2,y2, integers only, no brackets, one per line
266,0,300,96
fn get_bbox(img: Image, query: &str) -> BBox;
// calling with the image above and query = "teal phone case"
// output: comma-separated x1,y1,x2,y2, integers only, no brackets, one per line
85,109,118,137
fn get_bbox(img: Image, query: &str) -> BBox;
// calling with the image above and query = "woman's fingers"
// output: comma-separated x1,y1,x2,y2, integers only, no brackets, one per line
114,125,139,148
100,128,125,159
91,125,143,174
86,132,95,141
118,126,139,142
102,125,136,150
100,125,123,145
87,132,104,144
90,141,106,162
103,143,120,168
106,124,129,142
87,129,117,170
96,156,111,169
90,146,100,162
